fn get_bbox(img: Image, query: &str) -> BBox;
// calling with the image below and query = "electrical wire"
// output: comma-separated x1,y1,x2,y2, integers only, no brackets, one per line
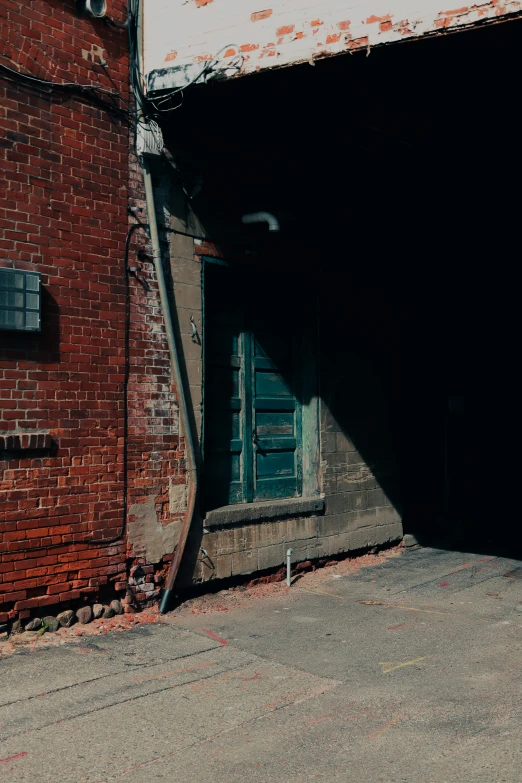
3,223,146,555
0,61,129,122
148,43,244,115
127,0,148,120
0,61,119,96
127,0,243,120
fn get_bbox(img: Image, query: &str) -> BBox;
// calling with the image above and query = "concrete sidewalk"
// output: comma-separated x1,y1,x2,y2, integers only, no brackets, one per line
1,546,522,782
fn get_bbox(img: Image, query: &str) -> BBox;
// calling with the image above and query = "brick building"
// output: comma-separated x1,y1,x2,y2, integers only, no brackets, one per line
2,0,522,628
0,0,184,626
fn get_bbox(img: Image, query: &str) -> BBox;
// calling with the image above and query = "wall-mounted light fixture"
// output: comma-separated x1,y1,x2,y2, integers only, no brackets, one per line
84,0,107,18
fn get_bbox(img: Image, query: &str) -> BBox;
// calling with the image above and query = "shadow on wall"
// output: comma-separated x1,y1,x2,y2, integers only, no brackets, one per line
318,271,402,514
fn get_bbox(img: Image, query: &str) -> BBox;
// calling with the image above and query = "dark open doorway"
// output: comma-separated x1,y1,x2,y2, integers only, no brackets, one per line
164,16,522,559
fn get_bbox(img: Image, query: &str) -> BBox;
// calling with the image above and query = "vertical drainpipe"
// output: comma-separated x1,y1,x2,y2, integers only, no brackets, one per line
140,161,197,614
132,0,197,614
141,162,198,614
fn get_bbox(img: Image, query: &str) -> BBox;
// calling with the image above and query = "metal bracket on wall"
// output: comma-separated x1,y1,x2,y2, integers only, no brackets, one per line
190,315,200,344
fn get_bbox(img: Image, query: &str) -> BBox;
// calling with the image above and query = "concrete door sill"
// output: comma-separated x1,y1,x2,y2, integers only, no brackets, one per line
203,496,325,529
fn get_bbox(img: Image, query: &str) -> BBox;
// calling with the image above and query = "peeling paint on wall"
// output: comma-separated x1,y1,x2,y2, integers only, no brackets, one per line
169,477,188,515
128,496,182,564
144,0,522,87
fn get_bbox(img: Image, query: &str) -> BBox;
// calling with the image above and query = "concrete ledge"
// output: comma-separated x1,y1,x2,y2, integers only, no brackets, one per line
204,497,325,529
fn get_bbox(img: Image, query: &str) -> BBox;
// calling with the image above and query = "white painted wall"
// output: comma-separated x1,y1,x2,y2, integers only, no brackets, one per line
144,0,521,87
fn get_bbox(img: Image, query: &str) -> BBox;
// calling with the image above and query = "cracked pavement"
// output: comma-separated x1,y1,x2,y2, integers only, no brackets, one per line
1,546,522,782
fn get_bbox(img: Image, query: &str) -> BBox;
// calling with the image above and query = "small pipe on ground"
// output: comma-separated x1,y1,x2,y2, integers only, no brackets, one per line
286,548,294,587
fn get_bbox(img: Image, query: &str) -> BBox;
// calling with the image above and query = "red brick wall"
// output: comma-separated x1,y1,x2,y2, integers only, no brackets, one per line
0,0,182,623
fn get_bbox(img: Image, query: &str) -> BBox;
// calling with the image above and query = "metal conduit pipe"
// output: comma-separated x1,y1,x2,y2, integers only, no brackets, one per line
241,211,280,232
140,158,198,615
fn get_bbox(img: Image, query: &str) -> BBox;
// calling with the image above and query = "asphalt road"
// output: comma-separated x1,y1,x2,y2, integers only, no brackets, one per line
1,546,522,782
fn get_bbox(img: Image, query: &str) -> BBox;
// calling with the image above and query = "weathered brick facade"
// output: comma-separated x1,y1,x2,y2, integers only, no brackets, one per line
4,0,522,631
2,0,418,627
0,0,182,623
1,2,406,625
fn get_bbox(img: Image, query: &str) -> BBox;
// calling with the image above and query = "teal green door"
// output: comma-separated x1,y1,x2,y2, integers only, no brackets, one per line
251,326,302,501
204,309,246,506
204,262,302,510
